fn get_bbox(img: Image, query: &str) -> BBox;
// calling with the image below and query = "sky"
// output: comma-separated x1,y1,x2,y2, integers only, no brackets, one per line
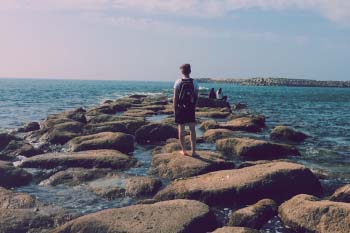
0,0,350,81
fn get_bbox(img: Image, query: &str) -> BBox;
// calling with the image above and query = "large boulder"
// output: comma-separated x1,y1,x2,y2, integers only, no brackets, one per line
197,96,229,108
41,121,85,144
329,184,350,203
151,151,235,180
52,199,216,233
18,150,136,170
67,132,134,154
17,121,40,133
219,116,265,132
135,123,178,144
0,140,42,158
124,176,162,198
39,168,115,186
0,133,18,151
123,108,155,117
200,120,219,131
279,194,350,233
212,227,259,233
228,199,277,229
84,121,131,135
216,138,300,160
203,129,236,143
270,126,308,142
0,161,32,188
155,162,322,205
0,187,39,209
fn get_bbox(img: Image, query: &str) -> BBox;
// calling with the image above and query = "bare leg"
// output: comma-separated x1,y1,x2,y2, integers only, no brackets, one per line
178,124,187,155
188,123,198,157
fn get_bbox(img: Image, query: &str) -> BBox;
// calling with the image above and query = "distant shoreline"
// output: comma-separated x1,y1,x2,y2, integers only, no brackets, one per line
197,77,350,88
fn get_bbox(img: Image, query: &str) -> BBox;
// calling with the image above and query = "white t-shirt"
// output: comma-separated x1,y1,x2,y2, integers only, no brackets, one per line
173,78,199,92
216,90,223,99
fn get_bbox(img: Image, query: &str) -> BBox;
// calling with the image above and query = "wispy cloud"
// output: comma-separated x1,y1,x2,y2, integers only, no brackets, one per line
2,0,350,24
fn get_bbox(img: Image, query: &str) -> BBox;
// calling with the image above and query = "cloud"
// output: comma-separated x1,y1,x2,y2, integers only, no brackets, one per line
2,0,350,24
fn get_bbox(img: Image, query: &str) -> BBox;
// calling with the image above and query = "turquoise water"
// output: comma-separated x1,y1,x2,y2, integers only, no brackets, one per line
1,78,349,177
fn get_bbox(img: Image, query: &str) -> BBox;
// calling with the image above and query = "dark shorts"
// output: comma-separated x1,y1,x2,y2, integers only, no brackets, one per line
175,106,196,125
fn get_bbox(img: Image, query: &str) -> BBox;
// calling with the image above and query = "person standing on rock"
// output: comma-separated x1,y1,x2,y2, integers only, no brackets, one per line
173,64,199,157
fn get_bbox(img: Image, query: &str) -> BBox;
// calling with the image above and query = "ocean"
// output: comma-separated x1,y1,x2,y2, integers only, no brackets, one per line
1,78,350,231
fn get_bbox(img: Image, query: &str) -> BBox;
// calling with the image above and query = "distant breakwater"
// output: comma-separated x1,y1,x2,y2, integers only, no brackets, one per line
197,77,350,88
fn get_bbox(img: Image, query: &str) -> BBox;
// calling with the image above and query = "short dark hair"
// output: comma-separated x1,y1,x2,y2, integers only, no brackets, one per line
180,64,191,74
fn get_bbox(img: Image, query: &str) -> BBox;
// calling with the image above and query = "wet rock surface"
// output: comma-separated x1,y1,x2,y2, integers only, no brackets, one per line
270,125,308,142
135,123,178,143
228,199,277,229
151,151,235,180
18,150,136,170
52,199,216,233
0,161,32,188
279,194,350,233
329,184,350,203
216,138,300,160
155,162,322,205
212,226,260,233
67,132,135,154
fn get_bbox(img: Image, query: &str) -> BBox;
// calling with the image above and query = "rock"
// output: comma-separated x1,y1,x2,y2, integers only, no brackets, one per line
196,111,231,119
137,105,165,111
135,123,178,144
123,108,155,117
0,187,39,209
64,108,87,123
219,116,265,132
329,184,350,203
1,140,42,158
212,226,259,233
39,168,114,186
68,132,134,154
233,103,248,110
0,133,18,151
279,194,350,233
155,162,322,205
216,138,300,160
200,120,219,131
18,150,136,170
52,199,217,233
43,121,85,144
124,176,162,197
0,189,76,233
203,129,236,143
84,121,131,135
228,199,277,229
270,126,308,142
129,94,148,99
197,96,229,108
18,121,40,133
0,161,32,188
151,151,235,180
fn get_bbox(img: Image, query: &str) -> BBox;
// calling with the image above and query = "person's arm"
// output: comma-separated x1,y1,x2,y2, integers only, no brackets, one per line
173,88,178,110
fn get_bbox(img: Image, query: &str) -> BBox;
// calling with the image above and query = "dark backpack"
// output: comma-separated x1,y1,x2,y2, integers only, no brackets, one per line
177,78,196,109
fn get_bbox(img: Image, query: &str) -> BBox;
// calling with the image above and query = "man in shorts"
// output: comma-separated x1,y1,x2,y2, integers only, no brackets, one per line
173,64,199,156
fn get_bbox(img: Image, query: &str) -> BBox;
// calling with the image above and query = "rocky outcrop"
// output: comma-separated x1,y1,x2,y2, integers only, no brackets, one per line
200,120,219,131
218,116,265,133
196,111,231,119
18,150,136,170
0,140,42,158
135,123,178,144
270,126,308,142
0,161,32,188
228,199,277,229
151,151,235,180
216,138,300,160
212,227,259,233
203,129,236,143
52,199,216,233
155,162,322,205
17,121,40,133
329,184,350,203
67,132,134,154
124,176,162,198
84,121,131,135
39,168,115,186
0,187,39,209
279,194,350,233
0,133,18,151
